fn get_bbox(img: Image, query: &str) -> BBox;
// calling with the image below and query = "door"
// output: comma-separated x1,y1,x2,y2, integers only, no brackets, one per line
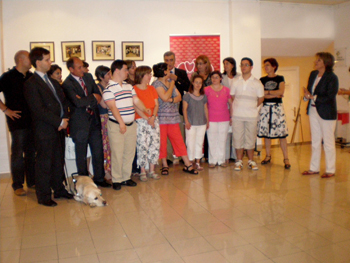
276,67,300,144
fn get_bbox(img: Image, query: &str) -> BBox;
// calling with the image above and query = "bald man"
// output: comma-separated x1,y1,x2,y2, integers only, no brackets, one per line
0,50,35,196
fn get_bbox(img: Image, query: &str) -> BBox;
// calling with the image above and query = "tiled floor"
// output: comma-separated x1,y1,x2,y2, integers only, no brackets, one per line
1,144,350,263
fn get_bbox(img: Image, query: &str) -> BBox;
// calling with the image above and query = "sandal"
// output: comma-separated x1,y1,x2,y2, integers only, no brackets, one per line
302,170,319,175
160,167,169,176
183,165,198,175
219,163,227,168
321,173,335,178
261,156,271,165
139,172,148,182
148,171,160,180
208,163,216,168
284,159,291,169
195,163,204,171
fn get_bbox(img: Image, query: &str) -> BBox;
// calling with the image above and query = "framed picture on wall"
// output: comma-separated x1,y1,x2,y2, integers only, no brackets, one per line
61,41,85,62
92,41,115,61
30,42,55,62
122,41,144,61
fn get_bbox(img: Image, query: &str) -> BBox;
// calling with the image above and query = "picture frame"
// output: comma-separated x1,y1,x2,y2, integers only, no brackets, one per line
30,42,55,62
92,41,115,61
122,41,144,61
61,41,85,62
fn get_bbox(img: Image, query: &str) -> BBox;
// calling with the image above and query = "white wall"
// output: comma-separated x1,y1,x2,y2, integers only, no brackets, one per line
334,2,350,112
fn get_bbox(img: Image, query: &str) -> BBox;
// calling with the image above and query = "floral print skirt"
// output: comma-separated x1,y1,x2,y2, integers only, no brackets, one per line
257,103,288,139
100,114,111,173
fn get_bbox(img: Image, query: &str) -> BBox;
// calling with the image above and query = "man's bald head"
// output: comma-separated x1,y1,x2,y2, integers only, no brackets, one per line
14,50,29,65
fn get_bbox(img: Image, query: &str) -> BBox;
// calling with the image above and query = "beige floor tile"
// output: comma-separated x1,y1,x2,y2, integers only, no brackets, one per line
204,231,249,250
147,256,184,263
285,231,332,250
219,244,270,263
0,237,21,251
85,213,119,228
56,228,91,245
0,249,20,263
194,220,233,236
161,224,201,242
306,244,350,263
89,224,126,240
0,225,23,238
265,221,309,237
315,224,350,243
272,251,321,263
127,230,168,248
19,245,58,263
58,254,99,263
97,249,140,263
183,251,229,263
135,243,179,263
170,236,215,257
222,216,263,231
57,240,96,259
21,232,56,249
236,226,281,243
93,234,133,253
252,238,302,258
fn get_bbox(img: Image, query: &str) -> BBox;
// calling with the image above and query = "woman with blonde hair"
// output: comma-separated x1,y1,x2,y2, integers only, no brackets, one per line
192,55,212,87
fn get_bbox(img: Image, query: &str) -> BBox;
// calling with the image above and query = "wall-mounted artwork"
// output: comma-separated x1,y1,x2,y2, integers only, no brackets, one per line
122,41,144,61
92,41,115,61
61,41,85,62
30,42,55,62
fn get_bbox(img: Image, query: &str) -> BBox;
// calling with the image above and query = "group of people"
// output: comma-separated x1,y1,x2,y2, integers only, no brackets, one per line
0,47,339,206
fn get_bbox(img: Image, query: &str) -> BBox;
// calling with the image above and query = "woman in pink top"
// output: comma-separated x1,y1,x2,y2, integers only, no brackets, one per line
205,71,233,167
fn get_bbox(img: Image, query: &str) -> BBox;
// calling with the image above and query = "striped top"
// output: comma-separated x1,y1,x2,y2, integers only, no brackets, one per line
103,80,136,123
152,79,180,124
230,75,264,121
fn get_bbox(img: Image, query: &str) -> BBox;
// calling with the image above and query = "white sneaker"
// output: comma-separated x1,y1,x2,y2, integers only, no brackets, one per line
248,160,258,170
234,160,243,171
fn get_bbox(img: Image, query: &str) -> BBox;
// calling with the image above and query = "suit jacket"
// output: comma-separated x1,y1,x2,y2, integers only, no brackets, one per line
24,73,68,140
62,73,101,140
306,70,338,120
174,68,190,115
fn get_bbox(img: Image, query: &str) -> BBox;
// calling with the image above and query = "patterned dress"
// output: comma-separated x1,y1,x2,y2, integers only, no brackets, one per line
257,75,288,139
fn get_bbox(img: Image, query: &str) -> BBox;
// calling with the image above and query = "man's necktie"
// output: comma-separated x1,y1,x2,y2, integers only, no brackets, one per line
44,74,63,117
79,77,93,115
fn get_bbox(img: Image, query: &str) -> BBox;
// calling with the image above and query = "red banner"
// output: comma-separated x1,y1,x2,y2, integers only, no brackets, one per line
170,35,220,78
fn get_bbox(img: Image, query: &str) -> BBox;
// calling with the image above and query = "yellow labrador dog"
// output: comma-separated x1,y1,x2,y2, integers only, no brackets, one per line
74,176,107,207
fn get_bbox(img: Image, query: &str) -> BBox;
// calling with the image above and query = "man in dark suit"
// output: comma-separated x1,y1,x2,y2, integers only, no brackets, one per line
24,47,72,207
62,57,110,187
163,51,191,163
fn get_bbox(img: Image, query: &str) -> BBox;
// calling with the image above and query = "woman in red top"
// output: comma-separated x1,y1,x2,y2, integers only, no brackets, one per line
134,66,160,181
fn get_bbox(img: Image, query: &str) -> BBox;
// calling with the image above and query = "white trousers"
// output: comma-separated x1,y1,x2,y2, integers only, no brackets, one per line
309,107,336,173
185,124,206,161
207,121,230,165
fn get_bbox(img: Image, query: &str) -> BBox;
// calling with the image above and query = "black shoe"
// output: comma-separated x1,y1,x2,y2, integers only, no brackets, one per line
112,183,121,190
54,191,74,199
38,199,57,207
94,180,111,188
121,179,137,187
166,159,173,166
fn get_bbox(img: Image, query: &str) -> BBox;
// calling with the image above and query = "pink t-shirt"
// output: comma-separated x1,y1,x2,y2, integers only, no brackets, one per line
204,86,231,122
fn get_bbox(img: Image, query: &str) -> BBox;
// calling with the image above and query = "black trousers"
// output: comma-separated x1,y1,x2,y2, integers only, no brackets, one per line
73,118,105,182
10,128,36,190
35,131,66,202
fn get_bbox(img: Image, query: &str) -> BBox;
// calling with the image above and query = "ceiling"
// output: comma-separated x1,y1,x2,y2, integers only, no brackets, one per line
262,0,350,5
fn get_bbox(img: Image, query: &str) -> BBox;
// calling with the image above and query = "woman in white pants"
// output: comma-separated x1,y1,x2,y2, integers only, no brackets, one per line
303,52,339,178
204,71,233,167
183,75,208,170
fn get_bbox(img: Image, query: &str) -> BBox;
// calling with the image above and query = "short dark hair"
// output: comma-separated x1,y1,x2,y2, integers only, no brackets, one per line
189,75,205,95
134,66,152,84
66,57,79,70
316,52,334,72
111,60,127,74
48,64,62,77
241,57,253,66
29,47,50,68
152,62,168,78
210,70,222,79
83,61,89,68
223,57,237,77
95,65,110,82
163,51,175,59
263,58,279,72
